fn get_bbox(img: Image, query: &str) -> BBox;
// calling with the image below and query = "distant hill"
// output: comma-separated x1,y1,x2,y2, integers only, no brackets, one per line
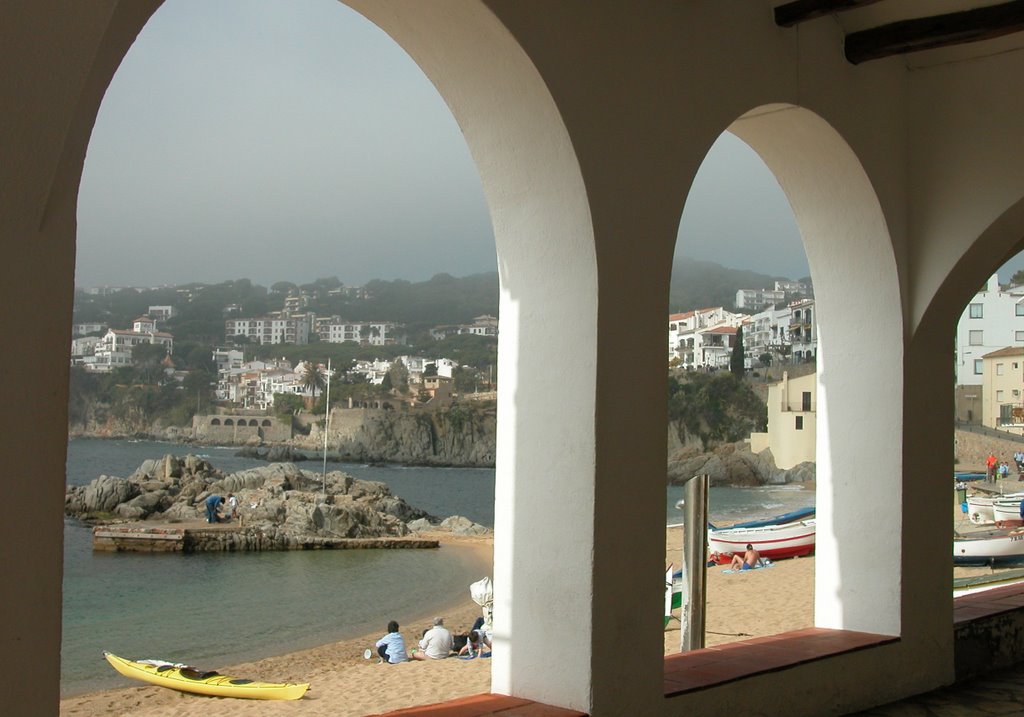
669,258,798,313
72,259,796,341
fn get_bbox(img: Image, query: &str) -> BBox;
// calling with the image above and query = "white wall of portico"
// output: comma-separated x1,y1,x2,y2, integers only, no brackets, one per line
6,1,1024,716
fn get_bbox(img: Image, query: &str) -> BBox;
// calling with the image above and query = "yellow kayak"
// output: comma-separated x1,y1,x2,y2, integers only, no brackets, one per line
103,651,310,700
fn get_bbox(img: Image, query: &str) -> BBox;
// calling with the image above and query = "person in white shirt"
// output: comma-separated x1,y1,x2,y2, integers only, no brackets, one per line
412,617,453,660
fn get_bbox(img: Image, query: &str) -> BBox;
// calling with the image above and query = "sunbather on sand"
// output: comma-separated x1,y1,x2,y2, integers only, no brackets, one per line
730,544,760,571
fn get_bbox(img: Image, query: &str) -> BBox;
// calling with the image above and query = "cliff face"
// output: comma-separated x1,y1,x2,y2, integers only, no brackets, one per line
296,406,497,467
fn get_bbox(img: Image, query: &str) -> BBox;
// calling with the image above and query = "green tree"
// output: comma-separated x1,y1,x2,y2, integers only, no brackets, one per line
729,327,746,379
274,393,304,415
758,352,772,368
301,361,328,399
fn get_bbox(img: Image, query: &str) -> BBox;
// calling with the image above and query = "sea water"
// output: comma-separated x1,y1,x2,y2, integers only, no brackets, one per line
62,438,813,696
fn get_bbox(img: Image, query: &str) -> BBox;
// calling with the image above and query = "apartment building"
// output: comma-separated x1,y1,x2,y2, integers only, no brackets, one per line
315,317,404,346
735,287,784,311
956,275,1024,386
225,312,311,345
788,299,816,363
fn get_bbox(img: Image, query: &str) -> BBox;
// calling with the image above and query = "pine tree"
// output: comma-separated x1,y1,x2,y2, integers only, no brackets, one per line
730,326,746,379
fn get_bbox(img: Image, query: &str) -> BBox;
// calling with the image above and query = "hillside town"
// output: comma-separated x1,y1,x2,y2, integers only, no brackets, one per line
69,270,1024,445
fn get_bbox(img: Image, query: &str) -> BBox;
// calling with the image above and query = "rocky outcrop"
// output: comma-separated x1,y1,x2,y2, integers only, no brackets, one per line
293,407,496,467
65,454,435,543
667,439,815,487
235,445,308,462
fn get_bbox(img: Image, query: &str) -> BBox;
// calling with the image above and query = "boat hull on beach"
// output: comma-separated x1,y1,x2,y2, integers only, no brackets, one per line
966,491,1024,526
708,519,816,562
953,528,1024,567
103,651,309,700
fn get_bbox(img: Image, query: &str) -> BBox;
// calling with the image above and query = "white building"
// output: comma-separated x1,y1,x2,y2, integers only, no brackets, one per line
429,314,498,340
788,299,816,363
315,317,404,346
225,312,311,345
132,315,156,333
89,328,173,372
147,305,174,321
735,288,785,311
668,307,745,367
70,335,101,364
956,274,1024,386
71,322,106,337
744,304,792,367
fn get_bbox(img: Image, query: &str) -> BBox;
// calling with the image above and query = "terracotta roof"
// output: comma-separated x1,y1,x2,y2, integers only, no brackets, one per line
703,325,738,335
982,346,1024,359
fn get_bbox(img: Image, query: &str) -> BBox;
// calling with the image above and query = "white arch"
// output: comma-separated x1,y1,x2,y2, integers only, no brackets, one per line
730,105,903,635
341,2,599,708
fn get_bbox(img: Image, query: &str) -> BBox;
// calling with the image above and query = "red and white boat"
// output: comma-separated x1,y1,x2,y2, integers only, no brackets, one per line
708,519,816,563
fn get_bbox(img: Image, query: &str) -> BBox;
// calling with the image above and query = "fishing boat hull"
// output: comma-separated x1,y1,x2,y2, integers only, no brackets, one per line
953,528,1024,566
966,492,1024,526
992,499,1024,527
103,651,309,700
708,520,815,562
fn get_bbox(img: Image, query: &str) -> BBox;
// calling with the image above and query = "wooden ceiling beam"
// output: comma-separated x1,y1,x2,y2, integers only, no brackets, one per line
845,0,1024,64
774,0,883,28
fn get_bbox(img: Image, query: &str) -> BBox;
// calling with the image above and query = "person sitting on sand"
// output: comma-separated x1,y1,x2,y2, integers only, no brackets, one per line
730,544,761,571
375,620,408,664
412,616,453,660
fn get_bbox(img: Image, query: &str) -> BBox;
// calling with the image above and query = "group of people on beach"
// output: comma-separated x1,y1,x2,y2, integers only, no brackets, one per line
986,451,1024,482
374,616,492,664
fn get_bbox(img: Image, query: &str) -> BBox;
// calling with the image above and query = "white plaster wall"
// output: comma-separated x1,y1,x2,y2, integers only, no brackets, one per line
7,2,1024,715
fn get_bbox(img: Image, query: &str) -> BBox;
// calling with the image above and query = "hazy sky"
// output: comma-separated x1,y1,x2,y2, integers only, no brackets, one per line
75,0,1019,289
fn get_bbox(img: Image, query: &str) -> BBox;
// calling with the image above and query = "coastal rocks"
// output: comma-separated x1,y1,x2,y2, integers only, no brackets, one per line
295,407,497,467
439,515,490,536
65,455,435,546
667,441,816,487
235,445,308,462
66,475,140,515
406,515,491,536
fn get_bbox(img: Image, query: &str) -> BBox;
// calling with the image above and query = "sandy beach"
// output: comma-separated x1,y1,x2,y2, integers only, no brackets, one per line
61,515,997,717
59,526,823,717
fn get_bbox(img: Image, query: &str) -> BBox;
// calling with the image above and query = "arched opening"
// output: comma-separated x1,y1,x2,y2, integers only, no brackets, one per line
262,419,272,427
666,127,816,651
915,197,1024,597
59,0,597,712
248,419,258,427
729,105,902,637
211,418,221,426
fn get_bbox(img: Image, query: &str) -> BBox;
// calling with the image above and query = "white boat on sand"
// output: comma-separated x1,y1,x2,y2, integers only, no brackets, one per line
953,527,1024,566
708,519,815,564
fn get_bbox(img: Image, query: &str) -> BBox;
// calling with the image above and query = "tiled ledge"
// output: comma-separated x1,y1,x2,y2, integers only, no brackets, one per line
664,627,898,696
954,580,1024,625
367,693,588,717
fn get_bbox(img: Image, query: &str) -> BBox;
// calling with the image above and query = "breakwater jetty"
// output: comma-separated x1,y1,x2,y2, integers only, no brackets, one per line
92,521,440,553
